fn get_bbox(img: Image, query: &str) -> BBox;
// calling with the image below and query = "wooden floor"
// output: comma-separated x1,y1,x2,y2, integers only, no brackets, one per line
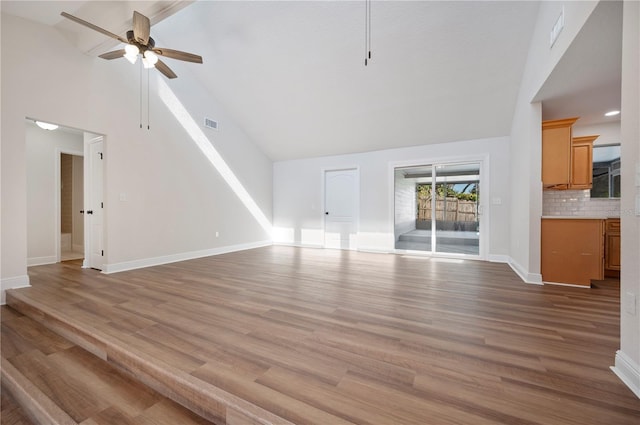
1,305,214,424
5,246,640,424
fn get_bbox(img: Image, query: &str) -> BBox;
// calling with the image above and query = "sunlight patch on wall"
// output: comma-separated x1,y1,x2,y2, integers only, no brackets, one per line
158,79,271,235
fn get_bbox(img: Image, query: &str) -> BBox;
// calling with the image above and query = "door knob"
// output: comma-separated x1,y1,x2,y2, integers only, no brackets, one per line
325,212,329,215
86,210,93,215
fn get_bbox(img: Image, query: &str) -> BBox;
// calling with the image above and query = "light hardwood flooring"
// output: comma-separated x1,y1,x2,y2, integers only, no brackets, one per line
1,305,214,425
6,246,640,424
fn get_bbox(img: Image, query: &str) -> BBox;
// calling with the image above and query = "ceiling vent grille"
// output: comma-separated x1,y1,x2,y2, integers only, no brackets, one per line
204,117,219,130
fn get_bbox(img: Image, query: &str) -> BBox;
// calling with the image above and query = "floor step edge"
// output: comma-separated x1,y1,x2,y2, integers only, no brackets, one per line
6,289,294,425
1,356,78,425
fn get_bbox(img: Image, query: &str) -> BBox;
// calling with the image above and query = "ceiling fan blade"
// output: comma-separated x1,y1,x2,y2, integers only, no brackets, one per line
133,11,150,45
60,12,128,44
155,60,177,79
99,49,126,60
153,48,203,64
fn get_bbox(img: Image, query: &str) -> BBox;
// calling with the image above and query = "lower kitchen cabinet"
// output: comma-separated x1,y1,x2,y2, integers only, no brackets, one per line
605,218,621,276
541,218,605,287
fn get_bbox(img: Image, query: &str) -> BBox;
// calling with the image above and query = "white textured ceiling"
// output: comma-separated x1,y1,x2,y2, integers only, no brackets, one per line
152,1,541,160
3,1,545,161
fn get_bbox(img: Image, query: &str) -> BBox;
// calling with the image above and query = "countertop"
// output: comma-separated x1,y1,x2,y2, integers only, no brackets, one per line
541,216,619,220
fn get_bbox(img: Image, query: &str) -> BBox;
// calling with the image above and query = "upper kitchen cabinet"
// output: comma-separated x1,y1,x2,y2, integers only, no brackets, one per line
542,117,579,189
571,135,598,189
542,117,598,190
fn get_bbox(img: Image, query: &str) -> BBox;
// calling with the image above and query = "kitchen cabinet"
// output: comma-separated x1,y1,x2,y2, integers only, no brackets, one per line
542,117,598,190
605,218,621,276
541,218,605,287
542,117,579,189
571,135,598,189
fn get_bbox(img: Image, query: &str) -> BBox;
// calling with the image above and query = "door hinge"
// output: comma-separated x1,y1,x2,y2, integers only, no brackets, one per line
99,152,103,160
101,250,104,256
101,202,103,208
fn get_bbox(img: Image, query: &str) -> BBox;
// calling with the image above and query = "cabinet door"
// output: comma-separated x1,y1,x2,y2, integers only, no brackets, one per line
542,126,572,187
541,219,604,286
542,117,578,188
571,138,595,189
606,233,621,270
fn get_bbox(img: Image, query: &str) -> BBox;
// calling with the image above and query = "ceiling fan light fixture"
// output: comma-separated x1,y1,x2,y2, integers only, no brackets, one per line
124,44,139,64
143,50,159,67
35,121,59,131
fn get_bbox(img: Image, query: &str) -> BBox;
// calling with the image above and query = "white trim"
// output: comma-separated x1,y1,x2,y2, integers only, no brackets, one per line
102,240,273,274
611,350,640,399
488,254,510,263
1,275,31,305
543,281,591,288
273,241,324,249
508,257,543,284
27,256,57,267
358,247,393,254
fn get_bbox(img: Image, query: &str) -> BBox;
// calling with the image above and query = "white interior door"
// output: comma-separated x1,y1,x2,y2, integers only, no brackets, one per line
87,139,104,270
324,169,358,250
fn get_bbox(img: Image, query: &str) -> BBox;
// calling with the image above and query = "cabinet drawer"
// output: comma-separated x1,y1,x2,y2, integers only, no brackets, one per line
606,219,620,233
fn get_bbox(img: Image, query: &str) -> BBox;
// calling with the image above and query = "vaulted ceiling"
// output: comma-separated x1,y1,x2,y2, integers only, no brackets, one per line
2,1,620,161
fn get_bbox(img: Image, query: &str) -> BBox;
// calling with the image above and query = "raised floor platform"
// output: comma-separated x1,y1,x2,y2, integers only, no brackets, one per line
3,247,639,424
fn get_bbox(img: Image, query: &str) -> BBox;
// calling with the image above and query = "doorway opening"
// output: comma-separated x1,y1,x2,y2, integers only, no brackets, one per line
26,118,105,270
394,162,482,257
59,153,84,261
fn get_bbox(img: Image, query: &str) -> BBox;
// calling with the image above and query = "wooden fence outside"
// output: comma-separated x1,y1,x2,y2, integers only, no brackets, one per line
417,196,477,222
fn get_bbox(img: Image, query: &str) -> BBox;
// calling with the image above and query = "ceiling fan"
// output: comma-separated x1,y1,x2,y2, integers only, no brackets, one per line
61,10,202,79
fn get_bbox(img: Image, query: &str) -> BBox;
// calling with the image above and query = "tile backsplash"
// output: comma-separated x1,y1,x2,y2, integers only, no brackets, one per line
543,190,620,217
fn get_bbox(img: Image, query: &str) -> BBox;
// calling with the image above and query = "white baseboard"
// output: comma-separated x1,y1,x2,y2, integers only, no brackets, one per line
273,241,324,249
1,275,31,305
358,247,393,254
508,257,543,285
543,281,590,288
27,256,57,267
488,254,509,263
611,350,640,399
102,240,273,274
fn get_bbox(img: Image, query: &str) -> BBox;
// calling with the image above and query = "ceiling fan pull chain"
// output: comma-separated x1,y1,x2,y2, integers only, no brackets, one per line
364,0,368,65
368,0,372,61
139,60,143,129
147,68,151,130
364,0,372,65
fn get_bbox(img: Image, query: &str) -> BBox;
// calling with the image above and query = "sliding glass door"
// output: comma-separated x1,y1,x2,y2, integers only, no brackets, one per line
394,162,481,257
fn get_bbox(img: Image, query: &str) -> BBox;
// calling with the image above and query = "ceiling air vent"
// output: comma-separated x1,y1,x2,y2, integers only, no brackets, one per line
204,117,219,130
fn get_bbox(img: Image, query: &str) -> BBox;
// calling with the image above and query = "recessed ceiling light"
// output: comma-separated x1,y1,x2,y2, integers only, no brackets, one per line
35,121,59,130
605,110,620,117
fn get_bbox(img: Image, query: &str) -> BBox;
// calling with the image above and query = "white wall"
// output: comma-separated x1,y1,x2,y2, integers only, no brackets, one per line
574,121,622,145
1,13,272,298
274,137,510,259
25,122,83,265
614,0,640,398
509,1,599,283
